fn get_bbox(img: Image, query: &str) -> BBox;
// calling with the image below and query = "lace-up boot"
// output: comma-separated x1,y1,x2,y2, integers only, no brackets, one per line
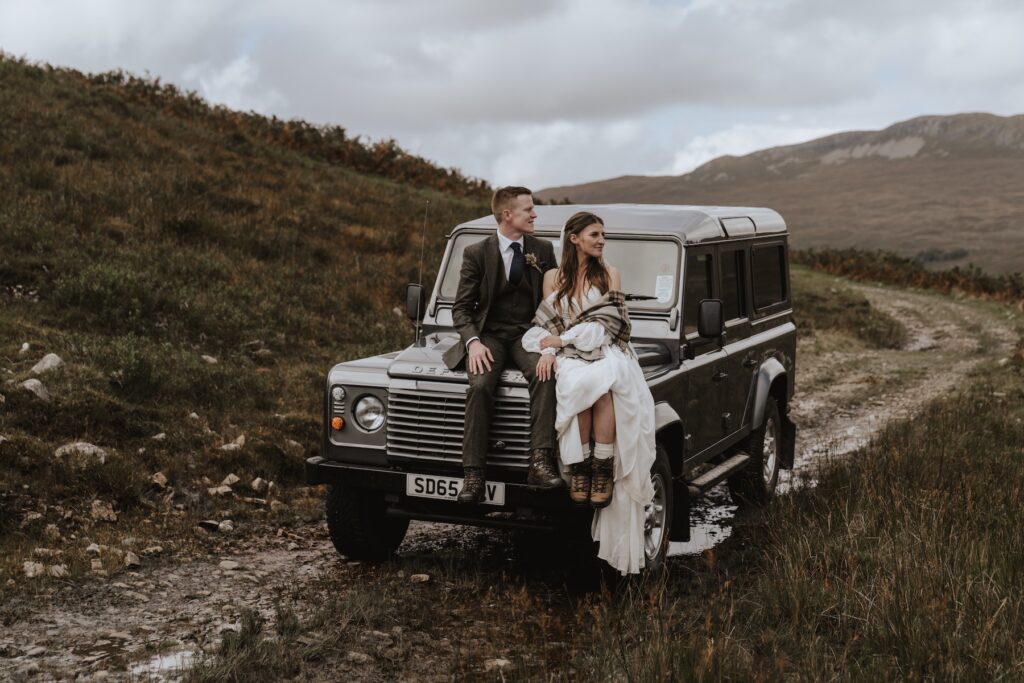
457,468,486,503
568,458,592,505
590,447,615,508
526,449,564,490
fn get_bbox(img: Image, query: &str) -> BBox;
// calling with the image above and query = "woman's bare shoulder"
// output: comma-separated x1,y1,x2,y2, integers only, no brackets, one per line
543,268,559,295
606,265,622,289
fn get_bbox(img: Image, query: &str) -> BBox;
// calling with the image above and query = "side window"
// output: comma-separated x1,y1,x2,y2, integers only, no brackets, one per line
720,248,746,321
752,245,787,310
683,251,714,336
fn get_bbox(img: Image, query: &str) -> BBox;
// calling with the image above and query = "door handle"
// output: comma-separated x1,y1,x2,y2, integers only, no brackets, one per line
713,370,728,382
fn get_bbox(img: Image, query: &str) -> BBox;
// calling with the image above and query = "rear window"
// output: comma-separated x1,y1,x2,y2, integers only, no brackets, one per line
751,245,787,310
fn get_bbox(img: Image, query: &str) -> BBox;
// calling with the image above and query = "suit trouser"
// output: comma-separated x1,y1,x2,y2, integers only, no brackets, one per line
462,333,556,469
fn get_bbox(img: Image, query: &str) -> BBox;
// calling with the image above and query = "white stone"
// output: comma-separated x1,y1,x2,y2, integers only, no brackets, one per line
20,378,50,401
250,477,268,493
409,574,430,583
91,500,118,523
187,412,201,420
86,543,101,555
219,443,240,452
219,560,240,571
151,472,168,489
23,561,45,578
124,552,141,568
233,434,246,447
30,353,64,375
0,435,8,445
18,342,30,355
200,355,218,364
221,473,240,487
218,520,234,533
208,485,232,497
484,659,512,673
55,442,107,465
151,432,167,441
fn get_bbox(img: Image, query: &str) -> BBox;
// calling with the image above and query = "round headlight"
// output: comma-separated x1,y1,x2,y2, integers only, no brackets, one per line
353,395,385,432
331,386,346,402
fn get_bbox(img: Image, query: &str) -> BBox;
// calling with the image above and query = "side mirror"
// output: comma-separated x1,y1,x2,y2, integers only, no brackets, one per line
405,284,427,322
697,299,724,339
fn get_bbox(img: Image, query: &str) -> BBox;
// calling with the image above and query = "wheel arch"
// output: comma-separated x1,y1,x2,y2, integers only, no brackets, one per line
751,358,795,469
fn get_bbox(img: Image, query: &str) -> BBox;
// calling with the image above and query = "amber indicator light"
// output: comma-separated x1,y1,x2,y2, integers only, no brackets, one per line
331,416,345,431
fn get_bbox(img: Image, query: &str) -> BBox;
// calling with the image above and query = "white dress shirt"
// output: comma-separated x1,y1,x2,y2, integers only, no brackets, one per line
496,229,525,280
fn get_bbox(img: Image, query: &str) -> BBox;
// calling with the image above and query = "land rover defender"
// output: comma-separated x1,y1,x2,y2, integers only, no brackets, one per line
306,204,797,571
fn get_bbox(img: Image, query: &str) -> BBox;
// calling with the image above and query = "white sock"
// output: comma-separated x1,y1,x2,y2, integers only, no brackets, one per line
593,442,614,460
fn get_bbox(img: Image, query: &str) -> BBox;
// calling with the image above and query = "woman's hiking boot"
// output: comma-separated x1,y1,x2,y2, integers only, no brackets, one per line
590,457,615,508
568,458,592,505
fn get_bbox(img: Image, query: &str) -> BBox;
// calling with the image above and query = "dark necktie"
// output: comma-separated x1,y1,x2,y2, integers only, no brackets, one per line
509,242,524,285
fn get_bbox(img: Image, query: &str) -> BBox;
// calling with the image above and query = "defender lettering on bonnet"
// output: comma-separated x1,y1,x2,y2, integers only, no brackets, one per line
307,204,797,573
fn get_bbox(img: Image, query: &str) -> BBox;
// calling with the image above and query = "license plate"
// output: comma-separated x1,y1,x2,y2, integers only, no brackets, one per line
405,473,505,506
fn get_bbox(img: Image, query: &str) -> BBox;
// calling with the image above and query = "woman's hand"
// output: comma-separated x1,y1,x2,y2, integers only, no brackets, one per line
536,354,556,381
539,335,563,350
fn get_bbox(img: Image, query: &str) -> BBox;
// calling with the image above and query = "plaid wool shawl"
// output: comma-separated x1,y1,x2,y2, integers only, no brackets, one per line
532,290,633,361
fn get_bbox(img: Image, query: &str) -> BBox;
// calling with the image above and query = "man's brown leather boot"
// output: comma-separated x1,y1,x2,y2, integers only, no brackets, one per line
590,457,615,508
457,468,485,503
568,458,592,505
526,448,564,490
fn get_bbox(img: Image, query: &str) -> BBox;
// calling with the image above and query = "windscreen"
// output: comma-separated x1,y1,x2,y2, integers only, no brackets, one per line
437,232,680,310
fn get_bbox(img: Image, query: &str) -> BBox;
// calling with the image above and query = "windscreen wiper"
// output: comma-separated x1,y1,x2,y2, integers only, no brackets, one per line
624,293,658,301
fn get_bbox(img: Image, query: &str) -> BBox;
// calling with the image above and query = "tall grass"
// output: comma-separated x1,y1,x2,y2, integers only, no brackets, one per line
794,248,1024,309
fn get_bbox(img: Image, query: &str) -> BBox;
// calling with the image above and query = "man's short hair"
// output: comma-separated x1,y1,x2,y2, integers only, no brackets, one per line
491,186,532,223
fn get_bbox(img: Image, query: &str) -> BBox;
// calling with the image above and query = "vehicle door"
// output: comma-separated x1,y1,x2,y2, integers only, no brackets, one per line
717,243,756,436
679,246,727,463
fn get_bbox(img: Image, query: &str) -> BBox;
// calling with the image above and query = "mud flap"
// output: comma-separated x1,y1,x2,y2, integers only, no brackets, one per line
670,476,691,542
780,409,796,469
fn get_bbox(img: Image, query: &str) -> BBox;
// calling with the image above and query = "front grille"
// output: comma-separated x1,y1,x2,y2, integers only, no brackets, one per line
387,389,531,468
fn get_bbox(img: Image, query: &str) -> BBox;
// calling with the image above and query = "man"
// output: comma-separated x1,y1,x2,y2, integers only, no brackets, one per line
442,186,563,502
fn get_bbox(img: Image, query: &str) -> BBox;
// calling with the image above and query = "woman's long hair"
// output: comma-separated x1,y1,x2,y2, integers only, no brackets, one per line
555,211,610,311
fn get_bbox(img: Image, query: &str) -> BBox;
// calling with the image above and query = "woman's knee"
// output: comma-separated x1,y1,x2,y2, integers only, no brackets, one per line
594,391,614,411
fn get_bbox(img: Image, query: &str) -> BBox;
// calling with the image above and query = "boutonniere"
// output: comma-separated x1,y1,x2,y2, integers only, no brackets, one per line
524,252,545,274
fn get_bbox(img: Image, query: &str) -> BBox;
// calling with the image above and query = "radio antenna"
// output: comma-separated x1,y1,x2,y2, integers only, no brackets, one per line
414,200,431,344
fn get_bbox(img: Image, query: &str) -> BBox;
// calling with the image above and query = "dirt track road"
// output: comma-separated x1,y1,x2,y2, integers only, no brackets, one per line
1,283,1019,681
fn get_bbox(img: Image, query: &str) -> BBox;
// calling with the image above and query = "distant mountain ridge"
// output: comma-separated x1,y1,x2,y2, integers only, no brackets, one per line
540,114,1024,274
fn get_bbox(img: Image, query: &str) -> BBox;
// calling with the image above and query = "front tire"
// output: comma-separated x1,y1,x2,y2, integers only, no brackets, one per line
728,397,781,507
325,485,409,561
643,443,674,575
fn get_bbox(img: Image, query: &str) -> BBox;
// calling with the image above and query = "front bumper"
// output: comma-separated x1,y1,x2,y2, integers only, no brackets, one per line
305,456,586,530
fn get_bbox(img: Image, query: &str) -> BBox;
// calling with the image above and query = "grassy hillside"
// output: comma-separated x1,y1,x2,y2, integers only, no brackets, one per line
0,55,489,583
539,114,1024,275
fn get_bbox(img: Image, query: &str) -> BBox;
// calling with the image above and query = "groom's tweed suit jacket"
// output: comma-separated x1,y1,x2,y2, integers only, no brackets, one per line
442,233,557,370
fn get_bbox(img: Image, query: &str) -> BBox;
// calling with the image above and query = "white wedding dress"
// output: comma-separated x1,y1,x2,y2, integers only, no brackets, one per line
522,288,657,575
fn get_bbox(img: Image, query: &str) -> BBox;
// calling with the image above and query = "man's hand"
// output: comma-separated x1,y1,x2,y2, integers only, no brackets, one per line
467,340,494,375
539,335,563,350
536,353,556,381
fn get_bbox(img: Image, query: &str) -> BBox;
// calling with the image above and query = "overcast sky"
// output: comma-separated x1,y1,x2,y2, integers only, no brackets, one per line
3,0,1024,189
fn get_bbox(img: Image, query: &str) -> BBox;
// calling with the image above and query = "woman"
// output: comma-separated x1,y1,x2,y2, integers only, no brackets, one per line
522,211,657,575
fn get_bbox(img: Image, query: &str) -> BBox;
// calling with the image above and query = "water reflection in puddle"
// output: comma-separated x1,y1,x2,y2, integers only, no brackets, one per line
130,649,195,679
668,485,736,557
